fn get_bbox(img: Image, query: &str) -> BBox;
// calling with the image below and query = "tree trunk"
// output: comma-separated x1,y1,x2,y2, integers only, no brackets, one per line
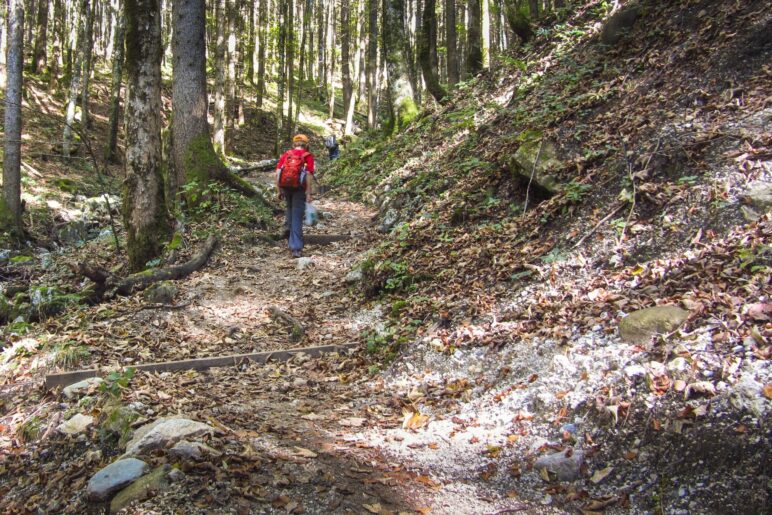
503,0,532,43
384,0,416,132
466,0,482,75
213,0,226,153
62,0,87,158
341,0,351,117
445,0,458,85
79,0,94,129
285,0,295,140
48,0,62,88
256,0,266,105
418,0,446,102
274,0,287,153
366,0,377,128
326,0,335,119
246,0,255,84
31,0,48,73
123,0,171,271
481,0,490,67
105,0,124,163
225,0,237,135
1,0,24,237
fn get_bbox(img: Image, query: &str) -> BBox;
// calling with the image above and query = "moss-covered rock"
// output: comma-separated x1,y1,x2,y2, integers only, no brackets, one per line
142,281,177,304
601,5,640,46
0,294,10,324
619,305,689,343
109,465,170,514
54,178,79,193
508,130,565,193
28,285,82,319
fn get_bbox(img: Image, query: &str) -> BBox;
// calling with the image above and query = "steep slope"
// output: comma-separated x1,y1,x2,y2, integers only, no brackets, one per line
328,0,771,512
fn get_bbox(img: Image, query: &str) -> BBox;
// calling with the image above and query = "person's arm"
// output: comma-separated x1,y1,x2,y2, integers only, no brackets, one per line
305,153,315,202
276,152,286,197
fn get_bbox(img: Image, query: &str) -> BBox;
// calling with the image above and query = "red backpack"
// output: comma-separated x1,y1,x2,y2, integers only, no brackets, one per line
279,151,309,189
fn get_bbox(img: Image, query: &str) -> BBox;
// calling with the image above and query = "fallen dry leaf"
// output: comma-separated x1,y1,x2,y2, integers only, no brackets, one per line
339,417,366,427
590,466,613,484
363,503,381,513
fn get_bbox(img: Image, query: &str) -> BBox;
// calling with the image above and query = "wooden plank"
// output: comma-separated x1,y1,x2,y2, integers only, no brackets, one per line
45,343,358,390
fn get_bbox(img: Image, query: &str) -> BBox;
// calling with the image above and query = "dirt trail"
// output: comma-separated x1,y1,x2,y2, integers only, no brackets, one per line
2,185,552,513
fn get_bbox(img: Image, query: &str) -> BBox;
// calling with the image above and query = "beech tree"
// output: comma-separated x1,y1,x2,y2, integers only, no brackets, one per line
1,0,24,237
123,0,171,270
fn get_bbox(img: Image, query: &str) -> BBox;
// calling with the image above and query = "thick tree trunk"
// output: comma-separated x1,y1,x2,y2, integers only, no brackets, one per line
384,0,416,132
467,0,483,75
105,0,124,163
31,0,48,73
246,0,255,84
481,0,490,67
213,0,226,153
445,0,458,85
62,0,87,157
123,0,171,271
48,0,62,88
418,0,447,102
1,0,24,237
503,0,533,43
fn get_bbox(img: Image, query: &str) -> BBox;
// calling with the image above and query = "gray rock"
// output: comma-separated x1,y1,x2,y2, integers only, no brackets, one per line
59,413,95,435
63,377,104,400
87,458,149,502
297,257,314,271
601,6,640,45
109,465,169,514
169,440,222,460
57,221,89,245
143,282,177,305
729,372,769,417
379,208,399,233
534,449,585,481
345,268,363,284
619,305,689,343
508,132,565,193
124,417,214,456
741,181,772,212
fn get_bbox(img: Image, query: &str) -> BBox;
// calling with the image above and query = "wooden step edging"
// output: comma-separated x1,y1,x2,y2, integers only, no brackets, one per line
45,343,359,390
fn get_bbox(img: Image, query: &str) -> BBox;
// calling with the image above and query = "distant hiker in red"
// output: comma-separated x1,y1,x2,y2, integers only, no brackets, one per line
276,134,315,258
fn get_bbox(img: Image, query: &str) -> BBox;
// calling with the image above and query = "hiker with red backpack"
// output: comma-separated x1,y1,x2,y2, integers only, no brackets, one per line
276,134,315,258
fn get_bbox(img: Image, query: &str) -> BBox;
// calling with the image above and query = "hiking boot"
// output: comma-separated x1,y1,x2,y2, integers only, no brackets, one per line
291,250,301,258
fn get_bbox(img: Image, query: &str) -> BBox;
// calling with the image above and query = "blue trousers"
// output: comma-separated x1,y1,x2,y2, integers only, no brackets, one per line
282,187,306,251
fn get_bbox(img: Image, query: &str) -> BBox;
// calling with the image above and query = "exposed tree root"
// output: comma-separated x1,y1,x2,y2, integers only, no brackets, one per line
77,234,219,298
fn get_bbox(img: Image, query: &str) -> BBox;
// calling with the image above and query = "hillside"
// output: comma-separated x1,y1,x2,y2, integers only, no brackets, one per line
0,0,769,513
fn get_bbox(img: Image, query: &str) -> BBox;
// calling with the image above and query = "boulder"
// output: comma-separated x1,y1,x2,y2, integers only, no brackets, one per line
142,282,177,305
124,417,214,456
345,268,364,285
87,458,149,502
109,465,170,514
63,377,104,399
740,181,772,221
534,449,585,482
58,413,95,436
619,305,689,343
29,285,81,319
57,220,89,246
508,131,565,193
601,5,640,45
379,208,399,233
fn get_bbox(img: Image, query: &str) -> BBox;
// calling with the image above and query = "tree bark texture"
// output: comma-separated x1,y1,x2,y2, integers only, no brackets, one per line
467,0,483,75
105,0,124,163
366,0,378,128
256,0,266,105
62,0,88,157
445,0,458,85
213,0,226,153
2,0,24,236
79,0,95,129
123,0,171,271
384,0,417,132
418,0,447,102
31,0,48,72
